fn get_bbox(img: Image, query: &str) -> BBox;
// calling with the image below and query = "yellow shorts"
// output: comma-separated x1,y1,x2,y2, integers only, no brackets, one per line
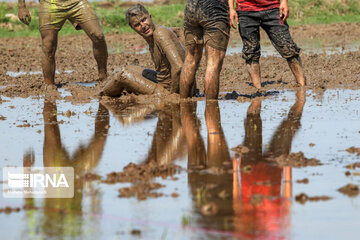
39,0,98,31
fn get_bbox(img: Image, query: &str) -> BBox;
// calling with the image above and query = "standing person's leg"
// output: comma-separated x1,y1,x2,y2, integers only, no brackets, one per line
78,19,108,81
40,29,58,85
238,11,262,89
180,43,203,98
287,56,306,86
203,46,226,99
262,8,305,86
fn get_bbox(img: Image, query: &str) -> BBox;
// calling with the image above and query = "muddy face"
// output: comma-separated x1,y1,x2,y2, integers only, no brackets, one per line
129,13,155,40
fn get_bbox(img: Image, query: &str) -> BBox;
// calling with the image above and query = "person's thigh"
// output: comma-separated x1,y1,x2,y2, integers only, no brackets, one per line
261,8,300,58
202,20,230,52
184,10,204,47
68,0,99,30
77,19,105,42
39,0,67,31
238,11,261,63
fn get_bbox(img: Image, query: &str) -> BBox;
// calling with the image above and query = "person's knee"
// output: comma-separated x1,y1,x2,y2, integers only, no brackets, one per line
89,29,106,45
41,35,57,58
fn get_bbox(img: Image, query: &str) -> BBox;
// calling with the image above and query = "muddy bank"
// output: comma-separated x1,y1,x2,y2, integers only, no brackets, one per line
0,23,360,101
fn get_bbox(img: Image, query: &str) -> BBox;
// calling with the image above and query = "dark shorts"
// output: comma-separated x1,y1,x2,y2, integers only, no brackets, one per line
142,69,158,83
184,0,230,51
237,8,300,63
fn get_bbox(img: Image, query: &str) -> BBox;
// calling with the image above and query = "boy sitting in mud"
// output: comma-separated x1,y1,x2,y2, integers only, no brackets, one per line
101,4,190,97
228,0,306,89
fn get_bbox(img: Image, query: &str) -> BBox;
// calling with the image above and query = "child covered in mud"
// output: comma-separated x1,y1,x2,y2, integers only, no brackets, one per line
101,4,191,97
228,0,306,89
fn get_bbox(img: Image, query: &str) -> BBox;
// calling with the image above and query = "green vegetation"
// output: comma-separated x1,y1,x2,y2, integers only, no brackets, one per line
0,0,359,38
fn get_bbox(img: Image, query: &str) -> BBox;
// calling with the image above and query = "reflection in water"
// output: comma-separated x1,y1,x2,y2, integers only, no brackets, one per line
104,101,187,165
181,101,234,232
234,90,305,238
22,100,109,238
17,89,305,238
144,104,187,165
181,90,305,238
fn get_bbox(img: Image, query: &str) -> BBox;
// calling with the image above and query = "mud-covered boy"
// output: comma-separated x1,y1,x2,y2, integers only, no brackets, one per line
228,0,306,89
101,4,187,97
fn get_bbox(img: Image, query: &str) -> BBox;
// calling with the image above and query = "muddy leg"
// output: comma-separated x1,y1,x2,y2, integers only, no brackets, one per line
246,61,261,89
287,56,306,86
180,44,203,98
204,46,226,99
100,66,169,97
40,29,58,85
79,20,108,81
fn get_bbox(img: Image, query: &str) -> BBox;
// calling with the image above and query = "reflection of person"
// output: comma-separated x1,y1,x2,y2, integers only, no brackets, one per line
181,101,233,229
18,0,108,86
232,90,305,237
102,100,187,165
144,104,187,165
228,0,306,89
22,100,109,238
180,0,230,99
101,4,188,97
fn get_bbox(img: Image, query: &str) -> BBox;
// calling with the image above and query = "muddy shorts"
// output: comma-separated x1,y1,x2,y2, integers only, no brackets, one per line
237,8,301,63
184,0,230,51
39,0,98,31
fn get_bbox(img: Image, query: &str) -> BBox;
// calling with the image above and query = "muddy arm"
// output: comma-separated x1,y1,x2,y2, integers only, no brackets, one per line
156,30,184,93
18,0,31,25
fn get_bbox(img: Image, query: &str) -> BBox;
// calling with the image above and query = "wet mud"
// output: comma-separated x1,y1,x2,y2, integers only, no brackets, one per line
0,23,359,101
1,21,360,239
295,193,332,204
338,184,360,197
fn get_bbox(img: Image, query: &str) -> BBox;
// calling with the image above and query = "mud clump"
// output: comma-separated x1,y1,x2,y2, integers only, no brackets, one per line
271,152,322,168
118,182,164,200
345,162,360,170
81,172,102,181
295,193,332,204
200,202,219,216
338,184,360,197
102,162,182,184
231,144,249,154
346,147,360,156
0,207,21,214
103,162,182,200
296,178,309,184
130,229,141,236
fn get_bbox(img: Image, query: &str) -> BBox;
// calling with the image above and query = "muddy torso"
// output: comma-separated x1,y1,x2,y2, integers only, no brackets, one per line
149,26,185,82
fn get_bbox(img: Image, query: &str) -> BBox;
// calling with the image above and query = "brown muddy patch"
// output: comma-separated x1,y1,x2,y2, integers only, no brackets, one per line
346,146,360,156
0,207,21,214
0,23,360,101
338,184,360,197
270,151,322,168
295,193,332,204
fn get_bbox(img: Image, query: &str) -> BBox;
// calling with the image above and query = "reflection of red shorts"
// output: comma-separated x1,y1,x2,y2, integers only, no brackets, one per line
39,0,98,31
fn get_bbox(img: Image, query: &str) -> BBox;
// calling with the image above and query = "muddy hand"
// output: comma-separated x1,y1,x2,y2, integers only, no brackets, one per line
279,0,289,21
18,7,31,25
229,8,238,29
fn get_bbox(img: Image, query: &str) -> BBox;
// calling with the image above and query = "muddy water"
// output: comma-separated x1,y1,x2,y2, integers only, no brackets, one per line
0,89,360,239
